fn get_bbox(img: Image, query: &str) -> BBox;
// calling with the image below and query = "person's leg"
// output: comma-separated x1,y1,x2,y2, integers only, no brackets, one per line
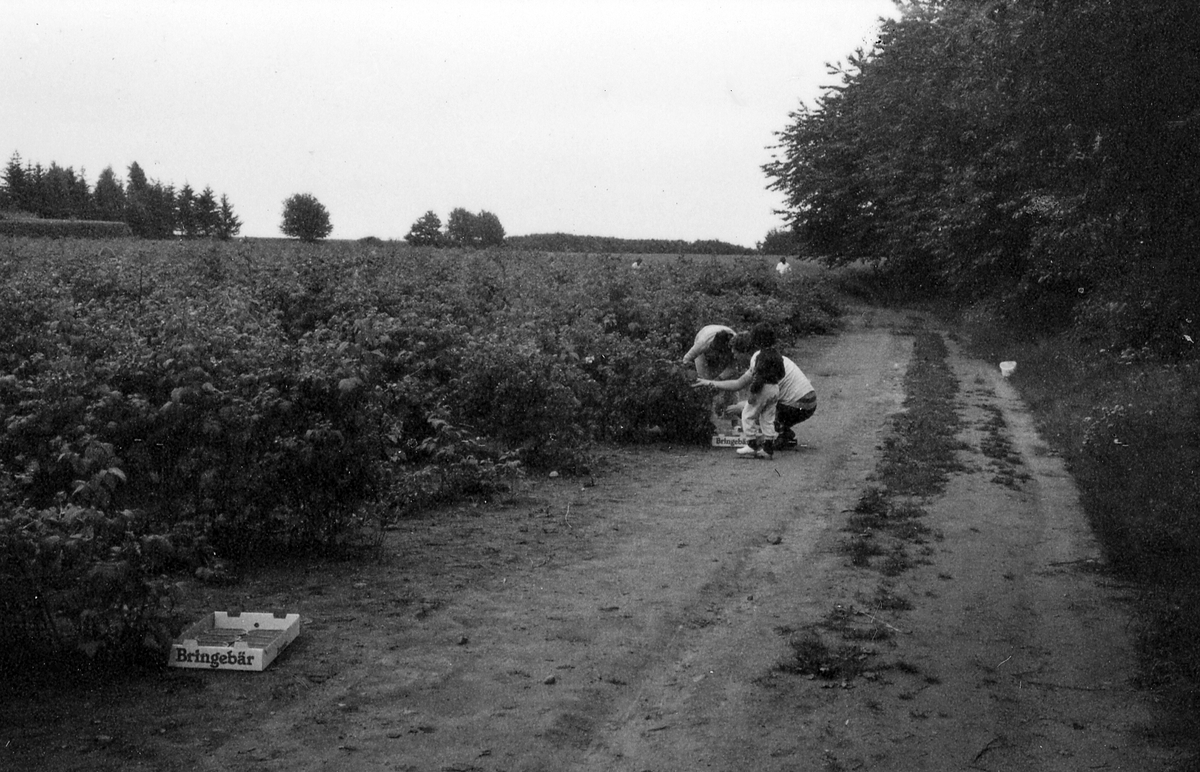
757,386,780,457
775,395,816,445
737,393,764,456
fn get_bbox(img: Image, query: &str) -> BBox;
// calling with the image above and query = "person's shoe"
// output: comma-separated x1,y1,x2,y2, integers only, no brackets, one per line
736,442,758,457
757,438,775,459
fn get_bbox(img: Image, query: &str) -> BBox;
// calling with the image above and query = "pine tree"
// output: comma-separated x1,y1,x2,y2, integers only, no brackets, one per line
1,152,28,212
93,166,126,222
216,193,242,240
196,186,220,237
176,183,197,237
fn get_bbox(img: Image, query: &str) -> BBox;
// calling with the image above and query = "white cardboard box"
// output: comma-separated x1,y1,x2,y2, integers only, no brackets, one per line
168,611,301,672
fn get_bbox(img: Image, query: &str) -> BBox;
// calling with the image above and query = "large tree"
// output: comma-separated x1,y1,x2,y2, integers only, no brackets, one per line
474,210,506,247
1,152,28,211
281,193,333,242
445,207,506,248
404,210,442,246
764,0,1200,346
93,166,126,221
215,193,242,240
176,183,198,237
195,186,218,237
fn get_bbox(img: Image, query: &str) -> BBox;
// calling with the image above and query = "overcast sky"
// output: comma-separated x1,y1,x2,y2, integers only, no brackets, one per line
2,1,896,247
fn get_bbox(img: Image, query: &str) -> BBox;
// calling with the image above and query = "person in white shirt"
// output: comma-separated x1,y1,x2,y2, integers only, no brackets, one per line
682,324,749,424
775,256,792,276
693,325,816,451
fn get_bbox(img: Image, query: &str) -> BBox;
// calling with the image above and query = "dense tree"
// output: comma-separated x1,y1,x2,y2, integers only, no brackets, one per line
195,186,218,237
475,210,506,247
757,227,802,256
125,163,176,239
445,207,477,248
176,183,198,237
445,207,506,248
215,193,242,240
92,166,126,221
764,0,1200,350
404,210,443,246
281,193,333,242
0,152,28,211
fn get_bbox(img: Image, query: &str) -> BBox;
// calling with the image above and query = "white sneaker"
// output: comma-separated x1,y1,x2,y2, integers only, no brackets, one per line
735,444,757,457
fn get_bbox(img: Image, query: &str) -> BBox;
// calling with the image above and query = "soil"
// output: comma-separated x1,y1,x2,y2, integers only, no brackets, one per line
1,308,1182,771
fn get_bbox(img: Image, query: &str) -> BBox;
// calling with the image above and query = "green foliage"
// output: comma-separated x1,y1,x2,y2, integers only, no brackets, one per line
280,193,333,242
0,219,132,238
765,0,1200,351
404,210,442,247
757,227,802,256
444,207,505,248
0,500,200,670
0,239,840,668
506,232,755,255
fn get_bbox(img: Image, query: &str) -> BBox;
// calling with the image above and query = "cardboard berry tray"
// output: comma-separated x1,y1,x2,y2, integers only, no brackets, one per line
168,610,301,672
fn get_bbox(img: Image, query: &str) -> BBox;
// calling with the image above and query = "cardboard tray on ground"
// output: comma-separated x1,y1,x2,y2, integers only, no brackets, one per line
168,610,301,671
711,411,748,448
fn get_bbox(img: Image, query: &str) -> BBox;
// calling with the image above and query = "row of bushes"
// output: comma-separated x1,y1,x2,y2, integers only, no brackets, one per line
0,237,841,668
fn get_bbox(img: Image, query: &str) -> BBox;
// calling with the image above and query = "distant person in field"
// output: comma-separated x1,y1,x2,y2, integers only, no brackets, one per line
693,322,816,456
631,257,644,269
775,256,792,276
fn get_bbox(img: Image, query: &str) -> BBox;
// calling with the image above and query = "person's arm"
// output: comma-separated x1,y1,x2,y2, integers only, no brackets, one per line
681,338,707,364
693,367,753,392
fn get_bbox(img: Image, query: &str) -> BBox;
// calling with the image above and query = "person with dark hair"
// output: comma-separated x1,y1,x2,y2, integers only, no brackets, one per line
692,322,816,457
683,324,747,424
682,324,737,380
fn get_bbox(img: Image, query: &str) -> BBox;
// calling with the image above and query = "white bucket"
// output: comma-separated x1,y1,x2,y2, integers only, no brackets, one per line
999,361,1017,378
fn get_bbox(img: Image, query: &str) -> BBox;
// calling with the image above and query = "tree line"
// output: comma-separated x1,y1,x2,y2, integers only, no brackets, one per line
403,208,506,248
504,233,754,255
764,0,1200,355
1,152,242,240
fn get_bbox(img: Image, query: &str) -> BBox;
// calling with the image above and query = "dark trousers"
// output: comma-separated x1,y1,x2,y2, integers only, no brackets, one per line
776,395,817,436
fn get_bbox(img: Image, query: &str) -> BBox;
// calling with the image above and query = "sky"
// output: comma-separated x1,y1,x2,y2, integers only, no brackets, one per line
2,1,897,248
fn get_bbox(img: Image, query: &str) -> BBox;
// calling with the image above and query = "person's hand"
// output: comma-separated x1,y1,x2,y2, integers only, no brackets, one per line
691,379,711,390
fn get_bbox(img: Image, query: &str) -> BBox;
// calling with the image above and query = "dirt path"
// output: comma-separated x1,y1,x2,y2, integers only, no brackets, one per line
1,310,1178,771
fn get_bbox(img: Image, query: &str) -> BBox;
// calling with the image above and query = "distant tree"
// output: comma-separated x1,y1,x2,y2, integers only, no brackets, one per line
41,163,80,219
215,193,242,240
73,167,92,218
127,162,148,195
445,207,506,248
143,181,177,239
475,210,506,247
195,186,219,237
176,183,198,237
125,161,176,239
445,207,477,247
404,210,443,246
93,166,126,221
757,227,802,256
281,193,333,242
1,152,28,211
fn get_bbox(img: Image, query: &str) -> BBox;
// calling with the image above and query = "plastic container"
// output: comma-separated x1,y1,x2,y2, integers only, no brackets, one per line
999,361,1017,378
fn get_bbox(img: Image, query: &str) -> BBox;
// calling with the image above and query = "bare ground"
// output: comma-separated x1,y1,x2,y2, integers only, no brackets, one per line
0,309,1182,771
